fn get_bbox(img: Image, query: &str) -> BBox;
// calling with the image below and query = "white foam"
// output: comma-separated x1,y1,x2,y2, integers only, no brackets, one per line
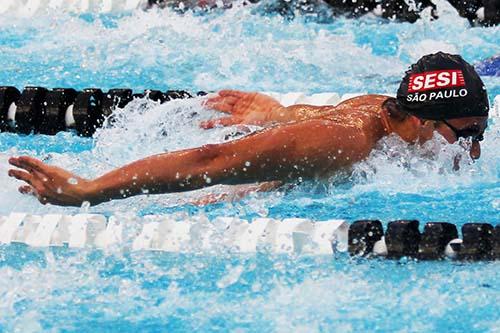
1,0,144,15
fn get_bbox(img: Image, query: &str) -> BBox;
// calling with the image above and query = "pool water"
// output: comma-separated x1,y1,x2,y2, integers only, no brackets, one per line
0,2,499,332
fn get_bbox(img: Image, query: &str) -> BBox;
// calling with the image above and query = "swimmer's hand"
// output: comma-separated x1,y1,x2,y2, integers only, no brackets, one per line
8,156,92,206
201,90,283,128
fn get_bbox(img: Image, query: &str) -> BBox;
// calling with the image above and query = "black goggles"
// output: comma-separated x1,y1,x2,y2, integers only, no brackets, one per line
441,120,484,142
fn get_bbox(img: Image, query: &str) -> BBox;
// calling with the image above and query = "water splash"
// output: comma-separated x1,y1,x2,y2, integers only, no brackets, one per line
0,5,499,332
0,2,498,95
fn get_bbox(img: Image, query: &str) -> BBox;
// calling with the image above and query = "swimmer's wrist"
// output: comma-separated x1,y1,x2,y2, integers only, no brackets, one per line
82,180,105,206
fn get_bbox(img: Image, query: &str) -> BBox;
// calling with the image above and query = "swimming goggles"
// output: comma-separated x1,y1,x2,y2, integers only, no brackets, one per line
441,120,484,142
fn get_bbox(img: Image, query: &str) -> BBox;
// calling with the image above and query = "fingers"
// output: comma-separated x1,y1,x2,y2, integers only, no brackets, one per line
8,169,34,185
219,90,248,98
18,185,50,205
9,156,46,173
18,185,47,206
200,117,240,129
19,185,35,195
207,101,237,113
205,96,238,113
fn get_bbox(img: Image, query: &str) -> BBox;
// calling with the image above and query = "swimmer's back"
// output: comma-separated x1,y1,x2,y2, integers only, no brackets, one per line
319,95,390,140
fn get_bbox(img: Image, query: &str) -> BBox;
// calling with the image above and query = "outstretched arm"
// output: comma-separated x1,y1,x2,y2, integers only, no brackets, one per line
8,119,369,206
201,90,336,128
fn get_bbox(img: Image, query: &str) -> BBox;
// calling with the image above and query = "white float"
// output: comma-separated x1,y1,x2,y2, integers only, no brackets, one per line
0,213,349,254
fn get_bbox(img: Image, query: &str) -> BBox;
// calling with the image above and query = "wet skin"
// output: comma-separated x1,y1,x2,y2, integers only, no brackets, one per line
7,90,488,207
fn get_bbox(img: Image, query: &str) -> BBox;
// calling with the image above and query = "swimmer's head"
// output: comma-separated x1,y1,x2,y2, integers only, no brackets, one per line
391,53,489,160
396,52,489,121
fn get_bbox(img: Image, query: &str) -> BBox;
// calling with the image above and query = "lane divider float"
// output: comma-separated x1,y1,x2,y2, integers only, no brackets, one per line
0,213,497,260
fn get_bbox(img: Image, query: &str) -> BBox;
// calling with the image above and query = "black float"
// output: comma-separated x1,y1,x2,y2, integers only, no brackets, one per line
40,88,77,135
418,222,458,259
347,220,383,256
457,223,494,260
347,220,498,261
493,225,500,259
15,86,48,134
102,88,133,119
0,86,198,137
0,86,20,131
72,88,104,137
385,220,421,258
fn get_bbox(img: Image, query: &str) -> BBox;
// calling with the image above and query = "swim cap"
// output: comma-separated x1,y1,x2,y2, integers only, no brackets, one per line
397,52,489,120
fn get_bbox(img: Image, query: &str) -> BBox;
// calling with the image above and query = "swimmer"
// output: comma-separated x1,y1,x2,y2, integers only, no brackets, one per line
7,52,489,207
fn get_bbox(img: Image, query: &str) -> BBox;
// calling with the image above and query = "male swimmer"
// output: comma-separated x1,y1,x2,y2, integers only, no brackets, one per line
7,52,489,207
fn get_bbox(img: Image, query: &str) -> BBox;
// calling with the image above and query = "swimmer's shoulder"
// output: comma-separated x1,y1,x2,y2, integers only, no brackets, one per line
306,94,392,124
335,94,392,109
315,94,390,132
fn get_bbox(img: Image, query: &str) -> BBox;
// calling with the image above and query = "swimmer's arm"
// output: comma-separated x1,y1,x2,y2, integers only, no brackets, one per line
83,120,369,205
8,120,369,206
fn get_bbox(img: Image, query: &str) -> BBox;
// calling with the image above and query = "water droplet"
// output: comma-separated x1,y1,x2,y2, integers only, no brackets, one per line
68,177,78,185
80,201,91,211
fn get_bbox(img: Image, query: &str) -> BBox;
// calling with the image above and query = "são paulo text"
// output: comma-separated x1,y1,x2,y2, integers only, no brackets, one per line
407,88,468,102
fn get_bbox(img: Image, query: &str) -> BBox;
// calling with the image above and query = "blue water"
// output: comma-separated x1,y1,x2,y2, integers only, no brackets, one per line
0,3,499,332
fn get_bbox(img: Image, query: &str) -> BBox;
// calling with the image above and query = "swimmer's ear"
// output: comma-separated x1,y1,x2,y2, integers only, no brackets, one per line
384,99,409,122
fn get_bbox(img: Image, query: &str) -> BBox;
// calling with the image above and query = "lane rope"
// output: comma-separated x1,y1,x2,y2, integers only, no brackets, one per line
0,213,497,260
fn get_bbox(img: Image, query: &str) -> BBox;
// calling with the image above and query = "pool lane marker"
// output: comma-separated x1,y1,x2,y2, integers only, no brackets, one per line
0,213,497,260
1,86,498,137
0,213,26,244
25,214,63,247
351,220,498,260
